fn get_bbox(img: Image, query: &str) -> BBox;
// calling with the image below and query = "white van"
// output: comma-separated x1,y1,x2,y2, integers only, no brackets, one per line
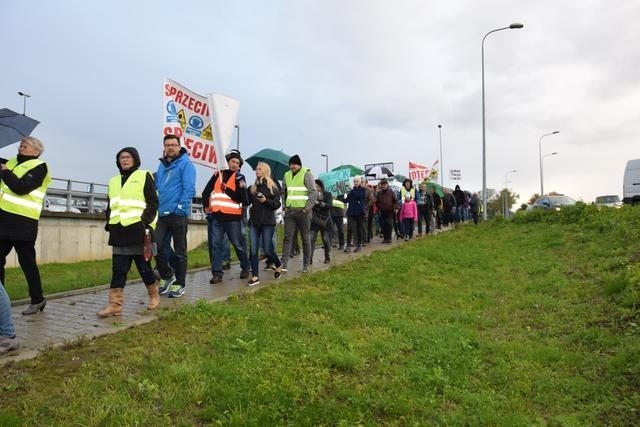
623,159,640,204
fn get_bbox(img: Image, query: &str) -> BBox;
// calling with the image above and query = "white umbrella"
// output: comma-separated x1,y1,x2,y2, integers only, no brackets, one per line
364,166,394,180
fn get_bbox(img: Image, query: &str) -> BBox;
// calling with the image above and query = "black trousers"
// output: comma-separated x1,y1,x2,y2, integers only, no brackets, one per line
331,215,345,248
380,211,394,241
111,254,156,289
0,239,44,304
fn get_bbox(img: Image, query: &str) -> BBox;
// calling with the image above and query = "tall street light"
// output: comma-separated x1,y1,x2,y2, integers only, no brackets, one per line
234,124,240,151
18,91,31,115
320,153,328,173
438,124,444,187
538,131,559,195
504,169,517,218
541,151,559,196
481,22,524,220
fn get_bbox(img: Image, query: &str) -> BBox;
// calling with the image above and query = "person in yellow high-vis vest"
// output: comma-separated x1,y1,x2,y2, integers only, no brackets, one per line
0,137,51,316
97,147,159,318
281,154,317,273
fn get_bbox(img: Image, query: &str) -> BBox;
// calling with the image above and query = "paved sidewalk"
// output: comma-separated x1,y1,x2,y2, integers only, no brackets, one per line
2,237,412,364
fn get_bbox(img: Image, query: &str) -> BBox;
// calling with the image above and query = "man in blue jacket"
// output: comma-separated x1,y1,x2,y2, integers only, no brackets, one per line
154,134,196,298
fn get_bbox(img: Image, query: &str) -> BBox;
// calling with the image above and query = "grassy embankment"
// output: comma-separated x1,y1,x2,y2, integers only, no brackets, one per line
0,204,638,424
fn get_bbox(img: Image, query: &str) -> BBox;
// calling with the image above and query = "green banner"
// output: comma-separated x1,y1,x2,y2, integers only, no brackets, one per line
318,170,351,197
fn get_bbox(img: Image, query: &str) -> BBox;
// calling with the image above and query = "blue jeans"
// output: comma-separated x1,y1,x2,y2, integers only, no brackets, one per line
210,217,249,276
249,225,281,276
207,215,230,269
0,281,14,338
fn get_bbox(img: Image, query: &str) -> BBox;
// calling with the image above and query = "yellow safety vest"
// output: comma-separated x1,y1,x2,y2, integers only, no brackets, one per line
332,199,345,209
284,167,310,208
108,170,157,229
0,158,51,220
400,187,416,201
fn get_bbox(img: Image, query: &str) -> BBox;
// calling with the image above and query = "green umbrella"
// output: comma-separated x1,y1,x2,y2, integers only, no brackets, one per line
394,174,408,183
245,148,291,181
331,164,363,177
425,181,444,197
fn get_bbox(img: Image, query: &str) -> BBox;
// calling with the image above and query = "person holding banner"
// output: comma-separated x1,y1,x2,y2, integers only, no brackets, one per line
281,155,316,273
203,149,250,283
154,135,196,298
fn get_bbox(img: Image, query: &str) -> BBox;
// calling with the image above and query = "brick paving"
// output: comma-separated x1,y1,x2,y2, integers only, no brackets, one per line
2,237,413,364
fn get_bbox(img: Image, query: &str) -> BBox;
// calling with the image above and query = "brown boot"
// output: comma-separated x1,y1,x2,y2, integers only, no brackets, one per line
146,283,160,310
96,288,124,318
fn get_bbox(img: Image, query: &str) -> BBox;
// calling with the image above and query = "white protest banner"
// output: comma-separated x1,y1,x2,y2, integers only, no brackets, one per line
162,78,219,169
208,93,240,171
408,161,430,181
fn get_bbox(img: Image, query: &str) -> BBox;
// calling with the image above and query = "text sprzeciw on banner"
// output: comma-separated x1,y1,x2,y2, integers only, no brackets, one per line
162,79,239,170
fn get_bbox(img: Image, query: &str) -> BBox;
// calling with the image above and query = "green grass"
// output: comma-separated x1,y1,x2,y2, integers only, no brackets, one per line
0,205,638,424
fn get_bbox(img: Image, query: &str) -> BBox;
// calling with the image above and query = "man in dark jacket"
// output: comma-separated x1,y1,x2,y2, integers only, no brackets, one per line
0,137,51,315
375,178,397,243
310,179,333,264
442,188,457,226
453,184,466,223
202,149,250,284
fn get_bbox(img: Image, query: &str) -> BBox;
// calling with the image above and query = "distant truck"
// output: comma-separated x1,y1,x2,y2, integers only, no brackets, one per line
623,159,640,205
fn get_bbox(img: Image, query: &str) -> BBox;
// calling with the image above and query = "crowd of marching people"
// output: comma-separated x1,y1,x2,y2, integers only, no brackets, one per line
0,135,479,355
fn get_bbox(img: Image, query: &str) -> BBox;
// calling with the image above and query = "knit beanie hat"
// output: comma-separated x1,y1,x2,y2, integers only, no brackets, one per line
288,154,302,166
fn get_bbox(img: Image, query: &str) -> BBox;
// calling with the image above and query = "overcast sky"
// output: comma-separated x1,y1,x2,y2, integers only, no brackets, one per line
3,0,639,204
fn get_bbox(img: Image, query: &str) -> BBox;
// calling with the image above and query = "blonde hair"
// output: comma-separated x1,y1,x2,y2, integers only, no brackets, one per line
251,162,276,195
21,136,44,156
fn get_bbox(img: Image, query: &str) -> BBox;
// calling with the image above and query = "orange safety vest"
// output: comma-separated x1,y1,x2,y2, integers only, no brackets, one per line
209,171,242,215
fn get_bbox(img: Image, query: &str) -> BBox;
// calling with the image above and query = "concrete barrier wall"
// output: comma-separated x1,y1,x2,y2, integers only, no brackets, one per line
4,212,208,268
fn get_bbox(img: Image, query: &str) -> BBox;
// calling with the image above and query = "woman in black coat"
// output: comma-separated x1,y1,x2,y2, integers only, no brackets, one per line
309,179,333,264
247,162,282,286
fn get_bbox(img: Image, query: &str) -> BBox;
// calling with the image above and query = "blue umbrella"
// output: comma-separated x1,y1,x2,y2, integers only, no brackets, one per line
0,108,40,148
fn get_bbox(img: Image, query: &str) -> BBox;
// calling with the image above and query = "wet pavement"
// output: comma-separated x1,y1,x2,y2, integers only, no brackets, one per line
2,236,414,364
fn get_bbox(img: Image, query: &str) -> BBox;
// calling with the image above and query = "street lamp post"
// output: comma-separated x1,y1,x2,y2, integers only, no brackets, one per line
320,153,328,173
17,91,31,115
438,124,443,187
481,22,523,220
538,131,559,196
503,169,517,218
541,152,559,195
234,124,240,151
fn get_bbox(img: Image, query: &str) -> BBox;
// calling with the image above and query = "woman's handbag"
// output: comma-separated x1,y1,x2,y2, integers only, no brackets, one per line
311,210,329,227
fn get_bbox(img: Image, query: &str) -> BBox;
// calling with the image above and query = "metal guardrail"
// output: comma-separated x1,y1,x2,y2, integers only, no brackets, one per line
45,177,205,218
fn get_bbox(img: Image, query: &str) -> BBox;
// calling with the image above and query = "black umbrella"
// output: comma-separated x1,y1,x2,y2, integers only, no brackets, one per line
364,165,394,180
0,108,40,149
